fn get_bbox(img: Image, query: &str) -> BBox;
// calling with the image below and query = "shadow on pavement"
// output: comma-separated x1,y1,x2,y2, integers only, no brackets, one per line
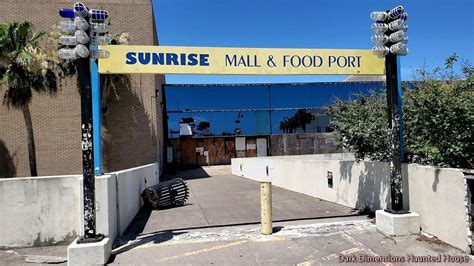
160,167,212,182
177,167,212,180
109,206,188,263
129,212,366,239
109,229,187,263
121,207,153,236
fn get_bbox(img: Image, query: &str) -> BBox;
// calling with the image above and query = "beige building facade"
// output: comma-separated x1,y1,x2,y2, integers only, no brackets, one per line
0,0,165,177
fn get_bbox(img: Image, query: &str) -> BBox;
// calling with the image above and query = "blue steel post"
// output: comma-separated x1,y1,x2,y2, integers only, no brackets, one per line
91,45,103,175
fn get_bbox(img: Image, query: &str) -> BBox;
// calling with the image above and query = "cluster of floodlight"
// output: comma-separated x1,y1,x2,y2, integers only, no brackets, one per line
370,6,409,58
58,2,110,60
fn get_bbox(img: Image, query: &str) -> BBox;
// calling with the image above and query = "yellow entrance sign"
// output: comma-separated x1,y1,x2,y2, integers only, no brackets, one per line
98,45,385,75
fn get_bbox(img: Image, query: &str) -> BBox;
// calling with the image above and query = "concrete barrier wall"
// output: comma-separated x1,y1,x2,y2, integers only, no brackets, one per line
115,163,159,235
0,175,82,248
232,154,392,210
0,163,159,248
83,174,118,242
406,165,470,253
231,156,469,252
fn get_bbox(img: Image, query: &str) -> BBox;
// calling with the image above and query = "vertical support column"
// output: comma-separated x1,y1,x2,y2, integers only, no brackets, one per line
267,85,272,156
396,56,405,162
77,57,99,240
91,45,102,175
260,181,272,235
385,53,406,213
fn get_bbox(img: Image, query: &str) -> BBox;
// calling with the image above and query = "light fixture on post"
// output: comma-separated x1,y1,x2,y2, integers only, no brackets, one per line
89,9,109,21
371,34,389,45
74,30,90,44
59,8,75,19
73,1,88,17
57,2,109,245
370,5,409,58
371,23,388,34
389,42,408,56
369,6,409,214
372,45,389,58
58,2,92,60
370,11,388,22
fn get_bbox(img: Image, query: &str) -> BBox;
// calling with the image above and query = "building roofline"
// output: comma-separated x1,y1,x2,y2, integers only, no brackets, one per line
164,80,417,87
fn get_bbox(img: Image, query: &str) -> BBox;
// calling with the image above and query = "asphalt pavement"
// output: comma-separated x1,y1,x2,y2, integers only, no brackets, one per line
1,167,470,265
122,168,359,236
109,216,469,265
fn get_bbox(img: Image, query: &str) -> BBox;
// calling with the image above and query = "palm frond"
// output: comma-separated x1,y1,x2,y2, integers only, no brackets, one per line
14,49,33,65
0,22,8,32
29,31,44,46
16,22,32,46
1,21,58,109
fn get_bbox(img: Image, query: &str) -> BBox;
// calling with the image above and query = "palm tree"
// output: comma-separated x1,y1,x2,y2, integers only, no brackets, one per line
0,21,57,176
279,109,314,133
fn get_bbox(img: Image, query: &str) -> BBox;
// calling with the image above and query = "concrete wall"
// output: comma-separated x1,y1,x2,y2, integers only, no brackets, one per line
232,153,390,210
407,165,470,253
0,163,159,248
270,133,343,156
115,163,159,235
0,0,164,177
231,155,470,253
87,174,118,242
0,175,82,248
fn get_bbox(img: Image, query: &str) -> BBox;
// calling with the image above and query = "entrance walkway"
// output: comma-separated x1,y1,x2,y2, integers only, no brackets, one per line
122,167,360,236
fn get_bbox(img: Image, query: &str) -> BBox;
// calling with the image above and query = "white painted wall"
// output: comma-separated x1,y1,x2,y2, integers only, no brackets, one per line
232,154,392,210
231,155,469,253
0,175,82,248
115,163,159,235
407,165,470,253
80,174,118,242
0,163,159,248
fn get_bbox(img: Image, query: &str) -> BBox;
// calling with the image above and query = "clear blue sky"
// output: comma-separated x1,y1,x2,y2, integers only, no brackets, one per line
153,0,473,84
152,0,473,136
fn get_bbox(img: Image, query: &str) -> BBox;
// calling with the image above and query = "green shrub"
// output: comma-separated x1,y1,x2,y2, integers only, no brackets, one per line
327,56,473,169
327,91,390,162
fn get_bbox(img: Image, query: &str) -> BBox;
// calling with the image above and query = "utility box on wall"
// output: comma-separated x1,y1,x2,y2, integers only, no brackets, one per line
327,171,333,188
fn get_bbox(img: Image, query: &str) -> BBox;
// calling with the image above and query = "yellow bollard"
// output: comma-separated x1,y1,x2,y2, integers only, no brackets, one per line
260,181,272,235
